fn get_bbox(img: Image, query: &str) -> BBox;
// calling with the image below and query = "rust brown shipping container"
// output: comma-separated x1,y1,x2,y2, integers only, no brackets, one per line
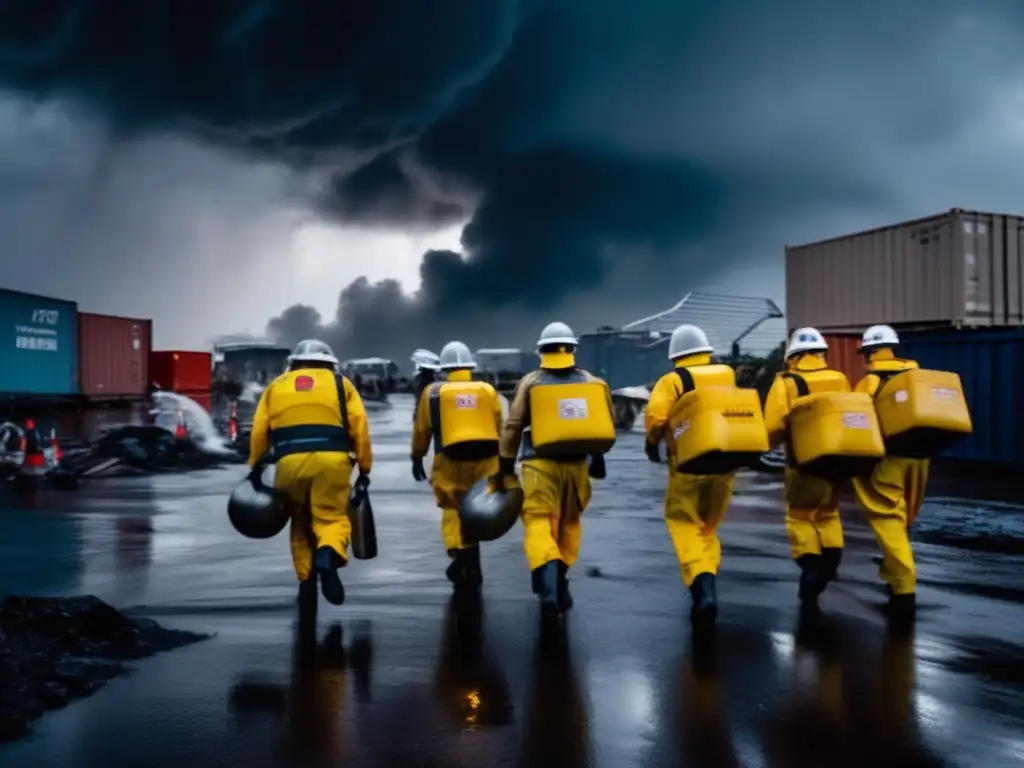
78,313,152,398
822,334,864,389
786,208,1024,332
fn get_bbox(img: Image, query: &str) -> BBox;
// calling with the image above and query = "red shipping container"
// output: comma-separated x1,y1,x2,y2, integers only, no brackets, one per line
150,350,212,392
78,313,153,399
178,390,212,414
822,334,865,389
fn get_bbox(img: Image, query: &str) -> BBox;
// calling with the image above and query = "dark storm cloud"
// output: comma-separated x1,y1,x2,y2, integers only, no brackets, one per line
2,0,1024,358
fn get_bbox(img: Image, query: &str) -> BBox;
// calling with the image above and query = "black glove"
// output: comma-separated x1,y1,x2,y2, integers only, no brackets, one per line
411,456,427,482
589,453,607,480
489,456,516,488
355,472,370,491
645,441,661,464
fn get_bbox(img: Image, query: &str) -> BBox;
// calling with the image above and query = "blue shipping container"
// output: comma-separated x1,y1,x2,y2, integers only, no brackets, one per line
899,328,1024,466
577,333,670,390
0,288,79,396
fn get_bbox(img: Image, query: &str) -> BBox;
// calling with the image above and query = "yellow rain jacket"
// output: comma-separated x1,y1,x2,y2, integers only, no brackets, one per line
763,353,850,559
250,368,372,581
645,352,736,587
412,369,503,552
852,350,929,595
500,363,614,572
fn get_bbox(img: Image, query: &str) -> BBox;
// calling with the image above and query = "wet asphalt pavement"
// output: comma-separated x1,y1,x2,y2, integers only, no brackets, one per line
1,395,1023,767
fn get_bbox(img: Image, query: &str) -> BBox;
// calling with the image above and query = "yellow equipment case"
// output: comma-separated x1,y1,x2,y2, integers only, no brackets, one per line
667,367,769,474
872,368,973,458
785,372,885,478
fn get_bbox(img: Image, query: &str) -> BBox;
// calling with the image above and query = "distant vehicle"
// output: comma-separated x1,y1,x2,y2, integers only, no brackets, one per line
341,357,397,402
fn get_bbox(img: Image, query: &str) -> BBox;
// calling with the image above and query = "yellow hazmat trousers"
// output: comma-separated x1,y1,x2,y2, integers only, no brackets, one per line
645,352,735,587
852,350,930,596
250,368,372,581
499,359,612,572
411,369,502,552
763,353,850,559
520,459,592,571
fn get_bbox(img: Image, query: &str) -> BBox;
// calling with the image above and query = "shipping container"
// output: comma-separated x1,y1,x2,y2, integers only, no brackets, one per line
822,334,865,388
0,288,79,396
150,350,212,393
576,332,670,390
54,402,149,441
786,209,1024,332
895,328,1024,466
78,313,152,399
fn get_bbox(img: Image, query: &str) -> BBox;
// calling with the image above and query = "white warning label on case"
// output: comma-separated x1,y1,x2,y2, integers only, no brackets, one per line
842,412,870,429
558,398,588,419
930,387,956,400
672,421,691,440
455,394,478,409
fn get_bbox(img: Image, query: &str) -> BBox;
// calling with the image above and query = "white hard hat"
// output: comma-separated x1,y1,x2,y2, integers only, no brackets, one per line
668,324,713,360
410,348,441,371
536,321,577,349
859,324,899,351
785,327,828,359
439,341,477,370
288,339,339,365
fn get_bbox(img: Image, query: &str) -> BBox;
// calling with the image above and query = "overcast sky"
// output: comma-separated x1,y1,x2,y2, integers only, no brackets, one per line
1,1,1023,357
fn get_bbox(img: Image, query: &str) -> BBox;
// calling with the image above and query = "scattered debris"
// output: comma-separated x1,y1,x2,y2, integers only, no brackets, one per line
0,595,210,743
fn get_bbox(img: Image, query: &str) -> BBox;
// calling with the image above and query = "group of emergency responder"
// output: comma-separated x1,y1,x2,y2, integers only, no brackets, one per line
248,318,931,633
644,322,930,632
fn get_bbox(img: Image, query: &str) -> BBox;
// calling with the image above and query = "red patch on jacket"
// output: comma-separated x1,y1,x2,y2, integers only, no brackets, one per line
294,375,315,391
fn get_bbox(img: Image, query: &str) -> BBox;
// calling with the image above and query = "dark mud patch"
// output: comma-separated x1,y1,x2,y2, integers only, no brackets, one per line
0,595,210,743
911,498,1024,554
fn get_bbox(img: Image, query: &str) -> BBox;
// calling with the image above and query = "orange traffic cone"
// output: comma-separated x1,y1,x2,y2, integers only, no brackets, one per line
174,409,188,441
22,418,45,469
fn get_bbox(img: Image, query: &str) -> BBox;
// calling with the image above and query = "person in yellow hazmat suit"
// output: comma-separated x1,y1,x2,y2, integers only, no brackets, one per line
763,327,851,611
852,324,928,627
409,349,441,423
643,324,734,628
411,341,503,592
495,321,615,619
249,339,372,609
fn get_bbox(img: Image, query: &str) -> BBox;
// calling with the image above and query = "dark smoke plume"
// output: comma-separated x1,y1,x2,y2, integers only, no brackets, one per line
2,0,1023,358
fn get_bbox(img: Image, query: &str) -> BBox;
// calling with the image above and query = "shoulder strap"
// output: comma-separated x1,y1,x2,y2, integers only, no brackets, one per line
782,372,810,398
870,366,906,398
334,374,351,432
675,367,696,394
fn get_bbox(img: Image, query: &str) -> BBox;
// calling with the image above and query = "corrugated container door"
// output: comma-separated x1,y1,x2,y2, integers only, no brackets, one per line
898,328,1024,466
78,313,153,398
150,351,213,392
785,209,1024,331
0,289,79,396
822,334,864,388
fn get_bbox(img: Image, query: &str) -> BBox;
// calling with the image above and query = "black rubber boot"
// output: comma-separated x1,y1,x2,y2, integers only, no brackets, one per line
461,546,483,590
797,554,825,608
445,553,461,585
820,547,843,586
314,546,346,606
446,547,483,592
556,561,574,611
887,591,916,635
297,577,318,607
689,573,718,627
531,561,562,619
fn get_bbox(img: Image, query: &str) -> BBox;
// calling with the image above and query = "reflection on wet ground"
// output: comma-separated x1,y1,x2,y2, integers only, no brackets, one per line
0,395,1022,767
